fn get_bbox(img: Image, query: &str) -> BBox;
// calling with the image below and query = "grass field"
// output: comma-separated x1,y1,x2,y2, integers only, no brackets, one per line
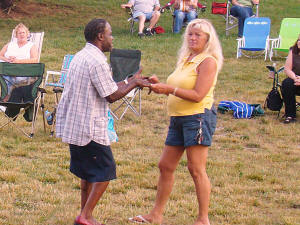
0,0,300,224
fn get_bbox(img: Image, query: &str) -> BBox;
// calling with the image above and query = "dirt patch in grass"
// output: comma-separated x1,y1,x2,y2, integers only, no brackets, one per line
0,0,73,19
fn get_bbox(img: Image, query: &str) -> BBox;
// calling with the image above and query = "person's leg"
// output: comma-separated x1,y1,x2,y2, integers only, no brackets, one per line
186,145,210,225
130,145,184,224
78,181,110,224
137,15,146,33
173,10,185,33
281,77,298,118
186,10,197,23
80,179,92,211
148,11,161,29
71,142,116,225
230,6,252,37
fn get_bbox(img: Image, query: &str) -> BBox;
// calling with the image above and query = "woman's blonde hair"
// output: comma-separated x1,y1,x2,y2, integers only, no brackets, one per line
13,23,30,38
177,19,223,72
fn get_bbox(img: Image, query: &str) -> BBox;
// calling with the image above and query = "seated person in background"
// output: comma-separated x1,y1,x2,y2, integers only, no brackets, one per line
230,0,259,37
0,23,38,64
281,36,300,124
173,0,198,33
0,23,38,121
121,0,161,37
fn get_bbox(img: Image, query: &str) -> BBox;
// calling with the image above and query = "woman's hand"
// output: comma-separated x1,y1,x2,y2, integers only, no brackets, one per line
150,83,173,95
148,75,159,84
294,76,300,86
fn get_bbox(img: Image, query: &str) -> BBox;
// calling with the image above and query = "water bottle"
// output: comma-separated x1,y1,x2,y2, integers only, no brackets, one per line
45,110,53,125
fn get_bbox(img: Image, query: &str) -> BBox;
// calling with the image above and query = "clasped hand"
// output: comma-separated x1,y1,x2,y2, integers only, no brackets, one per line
131,71,172,95
294,76,300,86
6,56,17,63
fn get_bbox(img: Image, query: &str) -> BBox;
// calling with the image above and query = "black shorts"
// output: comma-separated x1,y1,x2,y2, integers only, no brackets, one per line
69,141,116,182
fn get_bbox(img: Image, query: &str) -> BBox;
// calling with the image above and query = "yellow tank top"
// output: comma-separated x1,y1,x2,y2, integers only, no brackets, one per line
166,53,218,116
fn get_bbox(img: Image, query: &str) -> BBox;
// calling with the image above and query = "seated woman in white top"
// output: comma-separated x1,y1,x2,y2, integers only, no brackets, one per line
0,23,38,121
0,23,38,63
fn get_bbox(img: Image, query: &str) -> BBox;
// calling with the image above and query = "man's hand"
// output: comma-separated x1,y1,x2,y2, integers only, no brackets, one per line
252,0,259,4
135,78,152,89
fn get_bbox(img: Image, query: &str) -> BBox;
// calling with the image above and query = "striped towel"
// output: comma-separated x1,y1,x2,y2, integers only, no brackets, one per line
218,101,256,119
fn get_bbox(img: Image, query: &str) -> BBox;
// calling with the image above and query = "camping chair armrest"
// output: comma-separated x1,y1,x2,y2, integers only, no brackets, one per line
45,70,62,86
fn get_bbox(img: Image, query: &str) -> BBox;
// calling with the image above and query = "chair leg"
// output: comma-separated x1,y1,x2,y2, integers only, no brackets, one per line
0,106,34,138
130,19,135,34
112,88,142,120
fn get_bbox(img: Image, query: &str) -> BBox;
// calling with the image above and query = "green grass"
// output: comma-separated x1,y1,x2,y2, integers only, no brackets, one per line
0,0,300,224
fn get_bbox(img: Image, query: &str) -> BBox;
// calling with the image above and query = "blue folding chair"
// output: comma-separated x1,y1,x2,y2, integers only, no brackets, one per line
236,17,271,60
44,54,74,135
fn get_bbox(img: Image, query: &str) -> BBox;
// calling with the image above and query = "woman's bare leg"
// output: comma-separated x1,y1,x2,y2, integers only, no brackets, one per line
130,145,184,224
186,145,210,225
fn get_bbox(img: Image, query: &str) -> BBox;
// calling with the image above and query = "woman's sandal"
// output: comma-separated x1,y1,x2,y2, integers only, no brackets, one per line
283,117,296,124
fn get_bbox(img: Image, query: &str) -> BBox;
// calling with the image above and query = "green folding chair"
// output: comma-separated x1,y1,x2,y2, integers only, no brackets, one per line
269,18,300,61
0,63,46,138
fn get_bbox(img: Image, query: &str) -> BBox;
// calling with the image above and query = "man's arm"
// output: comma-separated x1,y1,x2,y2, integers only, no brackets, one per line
106,78,151,103
105,69,151,103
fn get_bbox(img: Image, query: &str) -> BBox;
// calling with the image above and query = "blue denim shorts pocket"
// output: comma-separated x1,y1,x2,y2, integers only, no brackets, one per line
165,107,217,148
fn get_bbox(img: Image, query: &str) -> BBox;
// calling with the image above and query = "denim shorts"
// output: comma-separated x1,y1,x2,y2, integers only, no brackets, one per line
165,107,217,147
69,141,116,182
133,11,153,20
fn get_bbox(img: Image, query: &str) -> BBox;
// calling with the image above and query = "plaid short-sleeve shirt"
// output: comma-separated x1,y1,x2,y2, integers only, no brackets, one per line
56,43,118,146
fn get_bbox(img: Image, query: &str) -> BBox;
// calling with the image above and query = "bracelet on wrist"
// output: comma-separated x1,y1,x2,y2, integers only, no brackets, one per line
173,87,178,96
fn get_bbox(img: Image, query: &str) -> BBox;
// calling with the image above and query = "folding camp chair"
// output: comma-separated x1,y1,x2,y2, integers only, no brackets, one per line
109,48,142,120
0,63,45,138
161,0,207,33
236,17,271,60
124,6,153,34
211,0,259,36
11,30,44,62
44,54,74,135
269,18,300,61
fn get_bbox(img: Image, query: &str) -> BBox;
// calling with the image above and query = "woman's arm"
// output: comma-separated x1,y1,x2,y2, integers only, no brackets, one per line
121,2,133,8
284,50,298,80
174,0,180,9
284,50,300,85
150,57,217,103
12,44,38,63
190,0,198,8
231,0,243,6
0,43,9,62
